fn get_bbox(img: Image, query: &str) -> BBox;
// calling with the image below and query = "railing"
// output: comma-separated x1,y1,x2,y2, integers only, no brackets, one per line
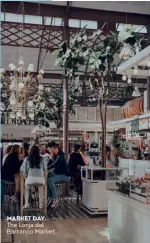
1,107,122,125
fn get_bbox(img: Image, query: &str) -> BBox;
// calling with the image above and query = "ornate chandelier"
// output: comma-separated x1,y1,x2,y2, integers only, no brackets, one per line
1,61,44,120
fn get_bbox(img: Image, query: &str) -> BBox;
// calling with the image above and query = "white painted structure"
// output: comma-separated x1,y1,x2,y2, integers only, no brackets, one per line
117,45,150,78
81,166,127,215
108,190,150,243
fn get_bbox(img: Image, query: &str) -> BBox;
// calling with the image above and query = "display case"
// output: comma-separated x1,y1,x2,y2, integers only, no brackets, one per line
116,175,150,205
119,157,150,177
80,166,128,215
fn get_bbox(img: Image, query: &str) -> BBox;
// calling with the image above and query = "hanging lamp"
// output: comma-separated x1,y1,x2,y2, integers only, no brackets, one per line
132,86,141,97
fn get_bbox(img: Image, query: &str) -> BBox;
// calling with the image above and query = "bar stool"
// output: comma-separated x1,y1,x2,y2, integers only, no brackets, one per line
1,181,16,243
55,182,69,215
20,172,47,216
2,181,16,216
69,176,82,204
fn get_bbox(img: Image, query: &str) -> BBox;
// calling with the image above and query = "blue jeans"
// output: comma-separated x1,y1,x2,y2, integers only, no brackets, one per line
47,174,69,199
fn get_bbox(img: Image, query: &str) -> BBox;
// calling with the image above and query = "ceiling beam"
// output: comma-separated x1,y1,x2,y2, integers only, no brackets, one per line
3,70,147,84
4,71,147,84
1,1,150,25
117,45,150,74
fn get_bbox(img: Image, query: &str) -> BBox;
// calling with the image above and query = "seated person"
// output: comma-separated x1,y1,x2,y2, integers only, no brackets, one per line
68,144,85,177
20,145,47,209
47,142,69,209
1,145,21,208
2,145,12,166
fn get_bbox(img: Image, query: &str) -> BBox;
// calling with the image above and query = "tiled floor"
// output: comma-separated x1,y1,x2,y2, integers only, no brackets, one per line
1,218,109,243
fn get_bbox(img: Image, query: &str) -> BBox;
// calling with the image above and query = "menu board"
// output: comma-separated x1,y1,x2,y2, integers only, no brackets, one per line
139,118,149,130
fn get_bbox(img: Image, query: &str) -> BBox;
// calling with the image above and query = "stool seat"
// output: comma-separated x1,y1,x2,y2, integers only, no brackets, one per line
2,181,15,185
20,173,47,216
27,183,44,187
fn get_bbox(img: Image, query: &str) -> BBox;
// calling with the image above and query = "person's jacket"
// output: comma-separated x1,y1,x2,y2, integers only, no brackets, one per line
68,152,85,176
47,150,68,175
1,153,21,181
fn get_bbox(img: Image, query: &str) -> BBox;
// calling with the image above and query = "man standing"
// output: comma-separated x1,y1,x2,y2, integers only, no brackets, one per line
47,142,69,209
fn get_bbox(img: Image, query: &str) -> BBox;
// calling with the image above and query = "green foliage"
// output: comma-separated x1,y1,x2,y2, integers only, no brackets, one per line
33,88,76,128
54,28,123,94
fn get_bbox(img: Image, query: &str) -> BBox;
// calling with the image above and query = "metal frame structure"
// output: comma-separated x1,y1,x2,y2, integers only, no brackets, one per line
1,1,149,158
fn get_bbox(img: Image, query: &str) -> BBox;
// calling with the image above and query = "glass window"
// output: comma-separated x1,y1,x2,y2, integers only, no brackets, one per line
44,17,52,25
1,12,4,21
53,18,63,26
25,15,42,25
81,20,97,29
44,17,63,26
69,19,80,28
116,23,147,33
5,13,23,23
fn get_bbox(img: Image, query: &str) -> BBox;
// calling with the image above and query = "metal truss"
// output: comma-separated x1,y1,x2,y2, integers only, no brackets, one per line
1,21,106,50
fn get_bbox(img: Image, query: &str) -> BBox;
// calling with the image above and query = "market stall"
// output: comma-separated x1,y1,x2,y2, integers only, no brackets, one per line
108,44,150,243
80,166,128,215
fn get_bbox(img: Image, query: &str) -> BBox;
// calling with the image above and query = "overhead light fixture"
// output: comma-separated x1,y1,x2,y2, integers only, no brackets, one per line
132,86,141,97
127,75,132,84
122,74,126,81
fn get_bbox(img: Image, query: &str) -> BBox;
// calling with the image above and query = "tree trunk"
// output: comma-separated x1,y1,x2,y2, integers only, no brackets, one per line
103,99,107,167
99,98,107,168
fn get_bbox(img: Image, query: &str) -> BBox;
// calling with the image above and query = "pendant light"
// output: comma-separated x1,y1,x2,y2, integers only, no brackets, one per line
132,86,141,97
127,75,132,84
122,74,127,81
